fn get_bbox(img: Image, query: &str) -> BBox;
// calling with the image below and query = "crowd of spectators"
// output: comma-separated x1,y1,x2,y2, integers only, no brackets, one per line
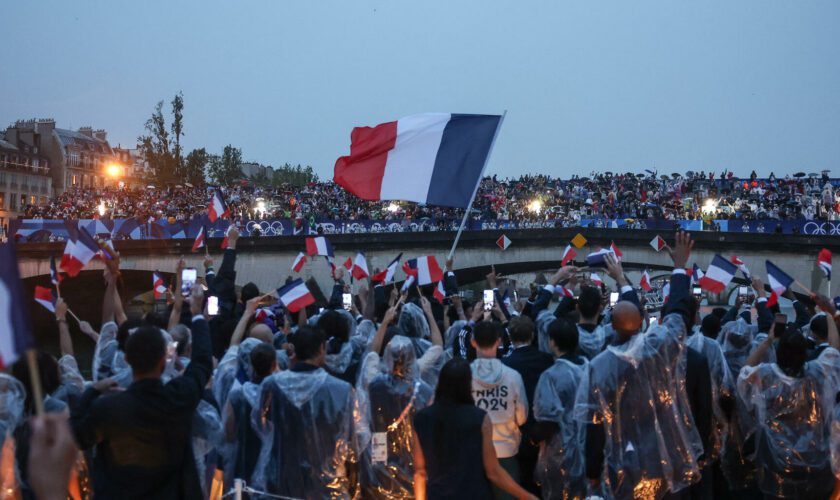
22,169,840,225
5,229,840,499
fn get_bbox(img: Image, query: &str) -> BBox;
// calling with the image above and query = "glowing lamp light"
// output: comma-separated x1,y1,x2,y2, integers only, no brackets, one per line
387,203,400,213
98,201,106,216
106,164,121,178
255,200,267,215
528,199,542,214
701,199,717,215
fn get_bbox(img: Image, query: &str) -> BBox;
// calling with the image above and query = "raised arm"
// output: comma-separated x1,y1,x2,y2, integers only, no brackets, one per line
230,297,260,347
54,298,73,357
370,305,397,355
814,294,840,350
420,296,443,347
605,255,639,308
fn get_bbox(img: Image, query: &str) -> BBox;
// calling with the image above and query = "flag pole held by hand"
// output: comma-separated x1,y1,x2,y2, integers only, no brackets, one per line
25,350,45,416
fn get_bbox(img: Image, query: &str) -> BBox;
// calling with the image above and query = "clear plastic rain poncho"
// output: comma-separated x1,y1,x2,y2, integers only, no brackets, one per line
738,348,840,498
535,310,555,354
444,320,467,349
222,380,263,487
213,338,262,410
716,318,761,489
356,319,378,350
686,331,734,462
831,402,840,479
92,321,119,381
573,313,703,500
356,336,434,499
0,374,25,438
578,324,608,360
397,303,433,355
251,367,358,499
52,354,85,405
533,358,587,499
191,399,223,498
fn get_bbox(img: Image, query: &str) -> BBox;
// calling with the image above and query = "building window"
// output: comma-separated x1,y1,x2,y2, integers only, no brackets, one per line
71,174,78,186
29,195,36,205
9,195,17,210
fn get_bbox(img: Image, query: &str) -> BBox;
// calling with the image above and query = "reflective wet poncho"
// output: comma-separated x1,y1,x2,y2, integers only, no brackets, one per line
716,318,761,489
222,381,263,487
356,336,433,499
686,332,733,462
213,338,261,410
192,399,223,498
574,313,702,499
738,348,840,498
0,375,25,438
92,321,119,382
578,324,607,360
252,367,357,499
53,354,85,406
535,310,555,354
533,358,587,499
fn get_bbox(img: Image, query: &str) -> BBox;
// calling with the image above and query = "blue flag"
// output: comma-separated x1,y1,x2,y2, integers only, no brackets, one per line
0,241,35,369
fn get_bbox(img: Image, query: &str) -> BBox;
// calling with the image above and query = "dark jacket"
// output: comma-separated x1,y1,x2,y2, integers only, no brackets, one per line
71,318,213,499
502,345,554,422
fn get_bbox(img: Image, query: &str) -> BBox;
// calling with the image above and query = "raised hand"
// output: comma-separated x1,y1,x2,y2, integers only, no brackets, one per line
667,230,694,269
751,277,766,298
188,283,205,316
55,298,68,321
550,266,578,286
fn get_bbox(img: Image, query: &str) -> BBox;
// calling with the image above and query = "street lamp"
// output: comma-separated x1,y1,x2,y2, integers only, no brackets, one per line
106,163,122,178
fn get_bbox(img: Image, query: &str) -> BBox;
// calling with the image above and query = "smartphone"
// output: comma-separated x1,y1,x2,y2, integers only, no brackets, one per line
342,293,352,311
167,341,179,359
649,316,659,327
738,286,749,296
181,268,197,297
483,289,495,311
609,292,619,306
207,296,219,316
692,286,702,296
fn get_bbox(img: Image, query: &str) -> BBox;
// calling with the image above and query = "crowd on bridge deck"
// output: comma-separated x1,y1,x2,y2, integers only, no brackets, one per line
5,225,840,500
20,168,840,228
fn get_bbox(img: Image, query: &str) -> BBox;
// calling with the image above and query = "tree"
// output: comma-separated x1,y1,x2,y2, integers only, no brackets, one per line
183,148,208,186
208,145,243,186
272,163,319,186
137,92,185,185
171,92,184,178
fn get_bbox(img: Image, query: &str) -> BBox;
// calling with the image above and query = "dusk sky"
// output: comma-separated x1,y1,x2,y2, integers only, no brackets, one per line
2,0,838,179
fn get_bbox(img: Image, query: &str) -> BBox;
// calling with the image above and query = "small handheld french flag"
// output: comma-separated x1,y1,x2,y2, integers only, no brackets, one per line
208,189,230,223
590,273,604,287
766,260,794,296
691,264,704,285
153,272,167,300
639,270,653,292
403,256,444,286
352,252,370,280
372,253,402,284
433,281,446,303
818,249,832,281
34,285,57,313
291,252,307,273
730,255,751,281
698,254,737,293
610,241,623,260
305,236,334,258
50,255,62,286
192,226,206,253
276,279,315,313
561,245,577,267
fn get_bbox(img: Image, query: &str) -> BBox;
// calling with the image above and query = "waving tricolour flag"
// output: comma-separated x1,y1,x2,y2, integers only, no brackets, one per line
639,270,653,292
699,255,737,293
590,273,604,287
691,264,704,285
192,226,206,253
818,249,832,280
433,281,446,303
276,279,315,313
305,237,334,258
561,245,577,267
766,260,794,296
60,224,100,277
352,252,370,280
342,257,353,271
208,189,230,222
730,256,751,281
153,272,167,300
334,113,503,208
403,256,444,286
0,241,34,369
291,252,307,273
34,286,57,313
371,253,403,284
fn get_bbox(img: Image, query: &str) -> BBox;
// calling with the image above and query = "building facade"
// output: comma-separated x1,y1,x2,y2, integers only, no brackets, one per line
113,146,151,189
0,125,53,233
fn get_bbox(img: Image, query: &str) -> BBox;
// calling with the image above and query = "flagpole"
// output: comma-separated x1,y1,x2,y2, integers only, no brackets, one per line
25,350,45,416
448,110,507,260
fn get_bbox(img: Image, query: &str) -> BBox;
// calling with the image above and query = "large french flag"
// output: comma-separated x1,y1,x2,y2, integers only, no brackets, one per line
403,256,444,286
698,254,737,293
334,113,503,208
0,241,34,369
276,279,315,313
208,189,230,222
371,253,402,284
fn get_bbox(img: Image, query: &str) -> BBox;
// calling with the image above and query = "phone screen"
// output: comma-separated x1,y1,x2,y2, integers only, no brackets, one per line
207,296,219,316
181,268,197,296
609,292,619,306
483,290,495,311
738,286,748,295
692,287,702,296
342,293,352,311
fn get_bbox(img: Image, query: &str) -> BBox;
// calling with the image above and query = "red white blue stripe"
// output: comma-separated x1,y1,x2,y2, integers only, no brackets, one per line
402,256,444,286
818,248,832,280
372,253,402,284
698,254,737,293
34,285,57,313
60,224,100,277
153,272,167,300
585,248,615,268
0,241,34,369
334,113,503,208
352,252,370,280
291,252,307,273
208,189,230,222
276,279,315,313
305,237,334,258
561,245,577,267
